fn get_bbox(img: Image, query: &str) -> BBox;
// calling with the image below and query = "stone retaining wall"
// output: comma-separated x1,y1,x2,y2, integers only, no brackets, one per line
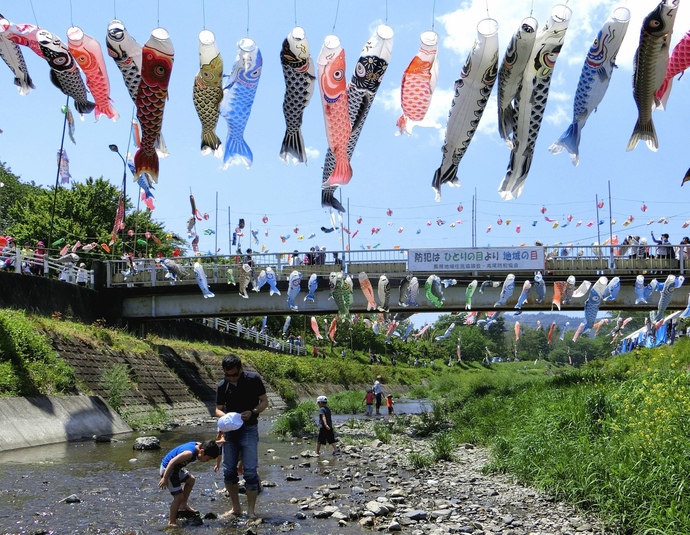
48,332,287,421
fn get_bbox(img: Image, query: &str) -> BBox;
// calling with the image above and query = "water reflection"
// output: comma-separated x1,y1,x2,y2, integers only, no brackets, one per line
0,401,429,534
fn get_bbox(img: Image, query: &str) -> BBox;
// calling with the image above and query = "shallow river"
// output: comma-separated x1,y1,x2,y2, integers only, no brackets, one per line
0,400,427,535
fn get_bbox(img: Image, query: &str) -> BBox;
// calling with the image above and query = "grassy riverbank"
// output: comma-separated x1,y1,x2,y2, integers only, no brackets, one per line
414,339,690,535
275,340,690,534
2,308,690,533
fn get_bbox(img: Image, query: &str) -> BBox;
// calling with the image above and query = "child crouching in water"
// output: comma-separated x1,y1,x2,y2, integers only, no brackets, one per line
158,439,221,527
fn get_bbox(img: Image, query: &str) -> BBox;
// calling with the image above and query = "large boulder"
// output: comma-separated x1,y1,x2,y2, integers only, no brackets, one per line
133,436,161,450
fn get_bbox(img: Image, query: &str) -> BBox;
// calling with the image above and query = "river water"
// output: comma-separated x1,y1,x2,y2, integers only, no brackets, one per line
0,400,427,535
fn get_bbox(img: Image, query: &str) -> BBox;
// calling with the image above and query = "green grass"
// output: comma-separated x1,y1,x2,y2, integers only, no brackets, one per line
9,307,690,533
0,309,78,396
120,406,169,430
101,363,131,411
373,422,391,444
429,340,690,535
273,402,317,436
326,390,366,415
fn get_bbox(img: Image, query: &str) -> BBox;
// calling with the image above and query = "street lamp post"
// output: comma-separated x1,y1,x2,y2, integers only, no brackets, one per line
109,144,128,257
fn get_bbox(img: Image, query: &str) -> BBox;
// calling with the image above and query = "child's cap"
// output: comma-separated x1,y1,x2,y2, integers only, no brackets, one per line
386,394,392,398
366,387,372,392
317,395,328,403
217,412,244,432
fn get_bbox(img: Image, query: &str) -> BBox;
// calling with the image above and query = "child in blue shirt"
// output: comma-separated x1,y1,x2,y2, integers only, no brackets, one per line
158,439,221,527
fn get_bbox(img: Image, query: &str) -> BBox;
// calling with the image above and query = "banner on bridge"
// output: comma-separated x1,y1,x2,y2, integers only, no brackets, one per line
409,247,545,272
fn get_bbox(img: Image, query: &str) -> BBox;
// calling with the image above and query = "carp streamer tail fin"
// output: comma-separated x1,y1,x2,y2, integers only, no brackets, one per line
134,148,160,184
280,129,306,164
626,118,658,152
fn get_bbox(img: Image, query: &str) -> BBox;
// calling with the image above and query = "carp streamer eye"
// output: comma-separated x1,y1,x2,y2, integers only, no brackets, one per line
356,62,366,77
333,69,344,81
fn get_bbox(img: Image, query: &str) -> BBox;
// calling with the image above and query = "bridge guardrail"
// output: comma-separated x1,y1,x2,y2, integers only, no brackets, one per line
103,245,688,289
203,318,306,355
0,247,94,287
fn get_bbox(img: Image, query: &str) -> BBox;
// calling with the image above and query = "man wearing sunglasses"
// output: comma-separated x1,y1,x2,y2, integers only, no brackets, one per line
215,354,269,519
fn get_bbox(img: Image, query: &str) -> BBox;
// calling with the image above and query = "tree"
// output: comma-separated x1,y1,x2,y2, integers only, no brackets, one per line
515,326,549,361
484,315,508,356
1,164,183,258
0,162,43,235
456,326,491,361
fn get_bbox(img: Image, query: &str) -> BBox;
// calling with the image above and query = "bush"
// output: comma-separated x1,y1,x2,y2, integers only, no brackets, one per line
101,363,131,411
121,406,168,430
431,432,455,462
412,402,446,437
327,390,365,415
373,422,391,444
408,451,433,469
273,401,317,437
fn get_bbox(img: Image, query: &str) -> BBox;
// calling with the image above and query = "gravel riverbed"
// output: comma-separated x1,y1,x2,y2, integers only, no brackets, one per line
249,417,609,535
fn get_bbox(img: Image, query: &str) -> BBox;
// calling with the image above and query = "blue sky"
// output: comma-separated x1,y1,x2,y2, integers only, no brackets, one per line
1,0,689,261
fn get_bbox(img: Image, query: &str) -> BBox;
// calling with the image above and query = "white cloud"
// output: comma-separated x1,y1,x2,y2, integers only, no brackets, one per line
435,1,684,72
376,1,690,144
377,86,400,113
478,98,498,135
545,105,570,127
549,91,571,103
305,146,320,161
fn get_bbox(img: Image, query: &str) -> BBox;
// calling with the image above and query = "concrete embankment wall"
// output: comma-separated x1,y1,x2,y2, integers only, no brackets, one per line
0,271,110,324
0,395,131,452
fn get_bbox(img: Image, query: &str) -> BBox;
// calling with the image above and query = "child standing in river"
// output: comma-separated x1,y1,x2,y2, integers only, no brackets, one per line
315,396,339,455
386,394,395,415
158,439,221,527
363,388,374,417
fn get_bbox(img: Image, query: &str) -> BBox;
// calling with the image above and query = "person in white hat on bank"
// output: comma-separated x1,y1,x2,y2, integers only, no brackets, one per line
76,262,89,286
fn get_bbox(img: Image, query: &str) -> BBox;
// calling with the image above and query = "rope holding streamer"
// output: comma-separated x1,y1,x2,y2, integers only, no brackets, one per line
431,0,436,31
332,0,340,33
29,0,39,25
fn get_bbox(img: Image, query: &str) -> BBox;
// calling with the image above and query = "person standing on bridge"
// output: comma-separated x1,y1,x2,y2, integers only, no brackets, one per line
215,354,269,519
651,232,672,259
243,249,254,268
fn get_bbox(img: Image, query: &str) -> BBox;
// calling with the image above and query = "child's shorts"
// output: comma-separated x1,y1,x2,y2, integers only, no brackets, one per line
159,464,190,495
365,404,373,415
318,427,336,445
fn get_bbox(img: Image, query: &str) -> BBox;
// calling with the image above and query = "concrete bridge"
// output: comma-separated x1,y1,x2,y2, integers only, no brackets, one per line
103,245,690,320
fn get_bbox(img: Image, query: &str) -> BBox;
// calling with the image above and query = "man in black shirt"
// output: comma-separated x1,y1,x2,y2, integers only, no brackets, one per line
215,354,268,519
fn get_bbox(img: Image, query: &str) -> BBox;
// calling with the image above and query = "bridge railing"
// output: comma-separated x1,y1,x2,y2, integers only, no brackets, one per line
203,318,306,355
0,247,94,287
103,244,688,288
